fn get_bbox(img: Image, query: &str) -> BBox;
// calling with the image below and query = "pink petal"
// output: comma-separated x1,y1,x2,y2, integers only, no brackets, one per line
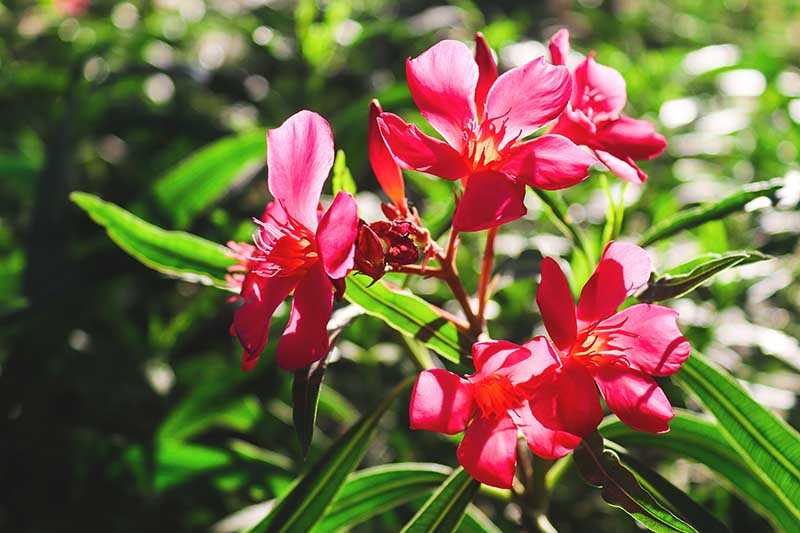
598,116,667,161
232,273,297,371
572,56,627,119
452,170,526,232
600,304,691,377
457,415,519,488
275,263,334,370
368,99,406,206
536,257,577,351
510,402,581,460
485,57,572,146
502,134,597,190
531,360,603,437
409,369,474,435
406,40,478,150
591,364,673,433
261,200,288,224
377,112,469,180
548,29,570,66
471,339,551,385
577,241,652,326
316,192,358,279
267,110,334,230
594,150,646,184
474,32,498,119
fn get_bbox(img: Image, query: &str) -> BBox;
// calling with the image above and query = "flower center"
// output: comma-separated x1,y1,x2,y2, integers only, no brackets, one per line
250,213,319,278
568,318,637,368
471,374,525,419
463,119,509,172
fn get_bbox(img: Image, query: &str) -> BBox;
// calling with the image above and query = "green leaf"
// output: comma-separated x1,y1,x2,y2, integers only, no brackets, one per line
153,129,266,228
675,353,800,525
292,357,327,457
250,376,415,532
400,466,480,533
458,505,503,533
344,274,473,364
573,433,696,532
71,192,235,289
313,463,451,532
639,179,784,246
605,442,729,532
602,411,797,532
638,250,771,302
532,188,594,263
332,149,357,195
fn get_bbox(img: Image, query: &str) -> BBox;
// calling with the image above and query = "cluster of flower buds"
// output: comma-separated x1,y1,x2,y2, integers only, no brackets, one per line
354,219,419,282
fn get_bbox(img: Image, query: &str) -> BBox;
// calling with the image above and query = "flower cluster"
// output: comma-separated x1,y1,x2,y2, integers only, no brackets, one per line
226,30,689,488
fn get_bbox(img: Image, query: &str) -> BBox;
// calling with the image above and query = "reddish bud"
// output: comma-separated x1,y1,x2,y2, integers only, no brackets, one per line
353,221,386,282
369,99,407,210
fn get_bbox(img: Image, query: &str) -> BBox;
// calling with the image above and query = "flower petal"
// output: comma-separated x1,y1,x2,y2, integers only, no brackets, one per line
577,241,652,326
511,402,581,460
452,170,526,232
316,192,358,279
572,55,627,119
409,369,474,435
548,28,570,66
598,116,667,161
485,57,572,146
531,360,603,437
267,110,334,230
232,272,297,371
471,339,547,385
591,364,673,433
594,150,647,184
368,99,406,206
275,263,334,370
474,32,498,119
457,415,519,488
377,112,469,180
600,304,691,377
502,134,597,191
406,40,478,150
536,258,577,351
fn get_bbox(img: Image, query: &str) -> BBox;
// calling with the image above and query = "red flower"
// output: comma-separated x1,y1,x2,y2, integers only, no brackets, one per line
531,241,691,436
230,111,359,371
409,339,582,488
548,29,667,184
377,34,597,232
369,99,407,213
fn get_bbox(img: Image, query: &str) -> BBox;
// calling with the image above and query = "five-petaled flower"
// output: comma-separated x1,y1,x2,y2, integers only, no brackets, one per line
548,29,667,184
377,33,597,232
229,110,359,371
531,241,691,437
409,340,584,488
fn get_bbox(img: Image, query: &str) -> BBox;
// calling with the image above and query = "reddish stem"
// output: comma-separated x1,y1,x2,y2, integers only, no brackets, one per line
476,226,498,332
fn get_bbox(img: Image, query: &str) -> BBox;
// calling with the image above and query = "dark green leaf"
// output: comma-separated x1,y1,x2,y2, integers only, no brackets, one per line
292,357,327,457
71,192,235,289
332,149,357,195
344,274,473,363
638,250,771,302
639,179,784,246
602,411,798,532
458,505,503,533
400,466,480,533
573,433,696,532
153,129,266,228
675,353,800,524
250,376,414,532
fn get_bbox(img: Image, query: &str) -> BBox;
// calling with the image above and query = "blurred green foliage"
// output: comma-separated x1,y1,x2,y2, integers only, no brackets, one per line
3,0,800,531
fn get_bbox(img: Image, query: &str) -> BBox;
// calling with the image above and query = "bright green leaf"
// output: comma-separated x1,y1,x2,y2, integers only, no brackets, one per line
332,149,357,195
400,466,480,533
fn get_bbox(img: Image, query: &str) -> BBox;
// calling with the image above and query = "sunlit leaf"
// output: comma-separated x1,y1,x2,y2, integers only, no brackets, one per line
153,130,266,228
400,466,480,533
332,149,357,195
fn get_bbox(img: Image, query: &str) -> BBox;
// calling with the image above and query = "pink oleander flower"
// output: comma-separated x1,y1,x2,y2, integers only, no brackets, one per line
409,339,583,488
531,241,691,436
369,99,408,214
548,29,667,184
378,33,597,232
230,110,358,371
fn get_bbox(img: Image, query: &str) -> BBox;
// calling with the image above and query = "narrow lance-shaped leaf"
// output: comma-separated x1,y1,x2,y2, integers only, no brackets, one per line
71,192,235,289
638,250,771,302
458,505,503,533
249,376,415,532
639,179,784,247
153,129,266,228
345,274,474,364
602,411,796,533
675,353,800,523
573,432,696,533
332,149,357,195
400,466,480,533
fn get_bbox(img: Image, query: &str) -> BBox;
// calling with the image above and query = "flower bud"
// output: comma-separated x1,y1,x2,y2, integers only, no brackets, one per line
369,99,407,211
353,221,386,282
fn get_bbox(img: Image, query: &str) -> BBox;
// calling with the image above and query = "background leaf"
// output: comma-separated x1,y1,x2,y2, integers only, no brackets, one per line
400,466,480,533
332,149,357,195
